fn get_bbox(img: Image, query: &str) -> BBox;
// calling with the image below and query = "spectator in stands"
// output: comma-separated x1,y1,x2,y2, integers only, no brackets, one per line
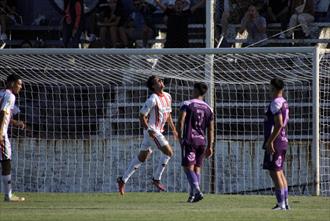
219,0,265,40
0,0,20,41
63,0,84,48
266,0,289,39
314,0,330,22
155,0,206,48
287,0,314,38
239,5,267,45
119,0,155,47
98,0,124,47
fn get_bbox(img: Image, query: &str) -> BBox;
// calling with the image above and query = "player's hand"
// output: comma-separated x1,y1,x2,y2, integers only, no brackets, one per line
266,141,275,155
15,121,25,129
205,147,213,159
148,130,156,139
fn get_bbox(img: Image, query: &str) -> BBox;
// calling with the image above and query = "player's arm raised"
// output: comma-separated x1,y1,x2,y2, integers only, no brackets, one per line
266,114,284,154
205,119,214,158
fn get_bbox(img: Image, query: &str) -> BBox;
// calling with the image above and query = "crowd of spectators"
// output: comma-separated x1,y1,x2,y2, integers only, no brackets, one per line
0,0,329,48
220,0,328,45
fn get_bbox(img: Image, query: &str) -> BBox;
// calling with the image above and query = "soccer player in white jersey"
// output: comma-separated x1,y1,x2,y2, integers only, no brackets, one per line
0,74,25,202
117,75,178,195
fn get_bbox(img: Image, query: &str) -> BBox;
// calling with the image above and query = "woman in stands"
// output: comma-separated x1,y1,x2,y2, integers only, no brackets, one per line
62,0,84,48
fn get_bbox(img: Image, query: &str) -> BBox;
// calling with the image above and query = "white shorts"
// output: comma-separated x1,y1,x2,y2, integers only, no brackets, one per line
0,136,11,161
140,130,169,151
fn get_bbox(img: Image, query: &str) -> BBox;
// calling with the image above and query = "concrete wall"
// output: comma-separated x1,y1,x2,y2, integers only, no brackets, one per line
0,137,315,195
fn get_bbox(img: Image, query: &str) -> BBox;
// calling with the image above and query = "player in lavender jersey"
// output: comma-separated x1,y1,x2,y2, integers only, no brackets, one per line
177,82,214,203
263,78,290,210
0,74,26,202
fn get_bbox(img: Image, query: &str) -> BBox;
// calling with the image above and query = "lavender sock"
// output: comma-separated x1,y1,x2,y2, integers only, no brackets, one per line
195,173,200,185
275,189,283,204
284,188,288,200
185,170,194,195
185,170,200,194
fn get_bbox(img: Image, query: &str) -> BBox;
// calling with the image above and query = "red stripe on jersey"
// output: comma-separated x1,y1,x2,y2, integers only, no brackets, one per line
154,138,162,149
155,103,160,130
163,94,170,107
159,95,165,108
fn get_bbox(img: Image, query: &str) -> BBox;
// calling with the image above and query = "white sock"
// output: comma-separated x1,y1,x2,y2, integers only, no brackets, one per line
2,175,12,198
153,155,171,181
122,157,142,183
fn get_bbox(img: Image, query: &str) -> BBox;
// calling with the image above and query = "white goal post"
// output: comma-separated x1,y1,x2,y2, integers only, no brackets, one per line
0,47,329,196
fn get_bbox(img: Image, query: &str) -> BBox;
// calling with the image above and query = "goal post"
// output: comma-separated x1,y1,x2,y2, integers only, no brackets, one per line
0,47,328,196
312,47,320,196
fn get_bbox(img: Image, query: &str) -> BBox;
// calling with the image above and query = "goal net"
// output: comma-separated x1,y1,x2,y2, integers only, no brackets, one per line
0,47,329,196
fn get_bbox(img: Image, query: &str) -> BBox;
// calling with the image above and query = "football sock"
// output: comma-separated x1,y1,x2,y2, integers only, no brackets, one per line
275,189,285,208
2,175,12,198
284,187,289,205
153,155,171,181
195,172,200,185
122,156,142,183
185,170,200,194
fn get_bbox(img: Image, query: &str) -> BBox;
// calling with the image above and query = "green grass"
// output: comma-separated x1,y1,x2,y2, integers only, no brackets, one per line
0,193,329,221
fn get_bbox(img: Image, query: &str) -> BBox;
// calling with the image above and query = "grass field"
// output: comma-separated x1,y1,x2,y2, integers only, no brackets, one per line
0,193,329,221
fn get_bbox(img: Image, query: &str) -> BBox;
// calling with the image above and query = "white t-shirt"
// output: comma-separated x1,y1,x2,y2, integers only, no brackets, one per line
140,92,172,133
0,89,16,137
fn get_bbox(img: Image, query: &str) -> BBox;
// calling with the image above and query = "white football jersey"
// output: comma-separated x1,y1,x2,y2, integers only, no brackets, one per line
0,89,16,137
140,92,172,133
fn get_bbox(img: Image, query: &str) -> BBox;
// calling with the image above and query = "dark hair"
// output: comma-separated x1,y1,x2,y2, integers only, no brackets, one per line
194,82,208,96
146,75,157,91
270,78,284,90
6,74,21,85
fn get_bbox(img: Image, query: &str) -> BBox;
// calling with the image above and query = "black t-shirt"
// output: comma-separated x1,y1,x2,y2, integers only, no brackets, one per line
164,8,192,48
269,0,288,15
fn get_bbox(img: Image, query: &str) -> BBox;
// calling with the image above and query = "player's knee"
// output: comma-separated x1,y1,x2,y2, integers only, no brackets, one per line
1,160,11,176
138,149,152,162
167,149,174,158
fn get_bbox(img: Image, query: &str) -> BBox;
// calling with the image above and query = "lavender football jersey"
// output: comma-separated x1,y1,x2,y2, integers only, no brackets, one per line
180,99,213,146
264,97,289,150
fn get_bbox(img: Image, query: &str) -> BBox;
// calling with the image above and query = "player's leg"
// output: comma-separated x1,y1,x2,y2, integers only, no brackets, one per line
181,143,194,201
269,147,287,211
152,134,173,191
191,145,206,202
1,160,12,201
1,140,24,202
279,150,289,209
263,149,286,210
269,170,286,210
117,131,153,195
280,171,290,209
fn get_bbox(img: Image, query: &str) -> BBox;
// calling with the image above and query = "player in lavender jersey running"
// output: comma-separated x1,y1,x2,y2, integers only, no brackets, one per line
0,74,26,202
263,78,290,210
177,82,214,203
